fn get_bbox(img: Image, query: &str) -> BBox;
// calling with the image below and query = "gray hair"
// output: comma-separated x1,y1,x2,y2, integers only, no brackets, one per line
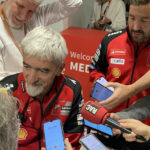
0,88,19,150
21,26,68,67
128,0,150,5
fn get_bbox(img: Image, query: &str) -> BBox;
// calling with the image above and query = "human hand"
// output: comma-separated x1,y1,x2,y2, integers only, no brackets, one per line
110,113,122,135
119,119,150,142
100,82,132,110
99,16,111,25
94,20,102,29
65,138,73,150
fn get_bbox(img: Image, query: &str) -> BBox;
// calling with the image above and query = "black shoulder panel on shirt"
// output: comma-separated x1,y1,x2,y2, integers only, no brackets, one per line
102,29,126,44
64,75,81,92
0,73,19,92
93,29,126,74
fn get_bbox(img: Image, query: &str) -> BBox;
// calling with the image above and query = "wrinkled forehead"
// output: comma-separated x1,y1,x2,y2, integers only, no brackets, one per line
23,54,59,68
129,3,150,17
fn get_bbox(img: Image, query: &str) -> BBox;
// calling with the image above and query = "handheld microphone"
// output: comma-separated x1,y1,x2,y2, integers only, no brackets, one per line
81,101,146,142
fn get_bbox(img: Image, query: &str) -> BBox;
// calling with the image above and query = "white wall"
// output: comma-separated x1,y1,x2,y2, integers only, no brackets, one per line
68,0,94,28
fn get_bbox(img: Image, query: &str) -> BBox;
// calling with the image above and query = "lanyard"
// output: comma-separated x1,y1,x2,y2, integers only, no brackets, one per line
0,3,27,55
100,1,110,19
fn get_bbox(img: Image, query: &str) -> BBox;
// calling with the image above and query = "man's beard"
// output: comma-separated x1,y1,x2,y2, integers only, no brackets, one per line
130,29,145,44
25,81,45,97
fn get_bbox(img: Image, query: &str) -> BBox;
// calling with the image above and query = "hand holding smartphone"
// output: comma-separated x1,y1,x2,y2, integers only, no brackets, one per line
43,119,65,150
91,77,114,101
79,133,107,150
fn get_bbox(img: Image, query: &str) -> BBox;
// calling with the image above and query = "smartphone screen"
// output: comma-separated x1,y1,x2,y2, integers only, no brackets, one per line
84,119,113,136
91,77,114,101
96,77,114,92
43,119,65,150
80,133,107,150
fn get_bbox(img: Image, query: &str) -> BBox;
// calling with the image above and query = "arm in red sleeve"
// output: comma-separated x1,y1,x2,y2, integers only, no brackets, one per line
89,38,109,83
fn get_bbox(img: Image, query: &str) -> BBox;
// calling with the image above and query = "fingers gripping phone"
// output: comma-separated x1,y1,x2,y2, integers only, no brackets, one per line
91,77,114,101
79,133,107,150
43,119,65,150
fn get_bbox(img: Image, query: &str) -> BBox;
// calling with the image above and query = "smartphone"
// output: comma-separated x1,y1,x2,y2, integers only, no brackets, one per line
91,77,114,101
43,119,65,150
79,133,107,150
84,119,113,136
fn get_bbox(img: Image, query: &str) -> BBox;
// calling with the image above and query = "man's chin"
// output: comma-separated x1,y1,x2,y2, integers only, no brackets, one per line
11,24,23,29
26,87,44,97
26,91,40,97
9,20,23,29
132,36,143,43
133,39,143,44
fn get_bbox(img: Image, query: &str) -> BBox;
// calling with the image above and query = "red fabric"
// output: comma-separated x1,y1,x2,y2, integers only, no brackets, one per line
81,101,110,124
89,29,150,125
13,73,83,150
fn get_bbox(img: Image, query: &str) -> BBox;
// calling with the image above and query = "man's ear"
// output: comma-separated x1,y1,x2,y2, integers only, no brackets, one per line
56,63,65,76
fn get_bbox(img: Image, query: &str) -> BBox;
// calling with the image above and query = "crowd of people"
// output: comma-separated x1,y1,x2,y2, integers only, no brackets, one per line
0,0,150,149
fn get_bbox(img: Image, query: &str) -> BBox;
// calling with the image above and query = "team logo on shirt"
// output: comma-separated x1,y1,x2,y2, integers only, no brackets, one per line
111,68,121,78
18,128,28,140
107,30,122,37
110,58,125,65
110,49,126,55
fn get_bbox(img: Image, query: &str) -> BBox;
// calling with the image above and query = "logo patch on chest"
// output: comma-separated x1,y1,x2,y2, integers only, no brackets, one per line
110,49,126,55
110,58,125,65
111,68,121,78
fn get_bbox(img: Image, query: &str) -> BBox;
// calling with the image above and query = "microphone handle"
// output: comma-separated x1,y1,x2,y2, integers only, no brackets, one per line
106,117,147,142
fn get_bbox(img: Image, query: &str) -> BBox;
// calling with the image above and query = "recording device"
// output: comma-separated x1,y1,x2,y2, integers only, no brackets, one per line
89,77,113,135
81,101,147,142
91,77,114,101
43,119,65,150
84,119,113,136
79,133,107,150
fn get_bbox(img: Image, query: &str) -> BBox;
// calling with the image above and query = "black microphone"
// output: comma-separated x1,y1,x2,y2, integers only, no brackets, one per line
81,101,147,142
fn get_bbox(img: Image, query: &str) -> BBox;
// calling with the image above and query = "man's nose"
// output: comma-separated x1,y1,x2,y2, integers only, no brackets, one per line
132,20,141,31
27,69,38,84
19,10,29,21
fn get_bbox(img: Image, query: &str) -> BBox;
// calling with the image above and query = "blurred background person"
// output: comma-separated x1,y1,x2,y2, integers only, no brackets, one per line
88,0,126,31
0,87,19,150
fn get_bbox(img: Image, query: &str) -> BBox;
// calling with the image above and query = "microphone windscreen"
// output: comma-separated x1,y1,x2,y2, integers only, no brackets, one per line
81,101,110,124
